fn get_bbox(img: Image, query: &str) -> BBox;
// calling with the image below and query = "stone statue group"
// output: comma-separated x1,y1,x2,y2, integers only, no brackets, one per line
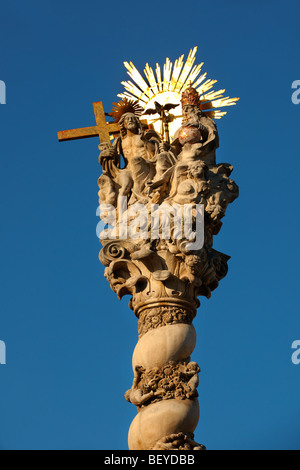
98,86,239,450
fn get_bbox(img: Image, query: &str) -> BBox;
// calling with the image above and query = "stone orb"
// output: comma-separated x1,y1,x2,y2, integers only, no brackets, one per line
132,323,197,370
178,126,202,146
128,398,200,450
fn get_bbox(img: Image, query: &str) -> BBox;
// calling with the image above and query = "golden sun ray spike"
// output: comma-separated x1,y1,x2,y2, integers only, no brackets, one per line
174,47,198,93
118,47,239,141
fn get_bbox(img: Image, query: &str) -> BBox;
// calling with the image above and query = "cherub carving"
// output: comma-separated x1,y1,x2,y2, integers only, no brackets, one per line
125,366,161,406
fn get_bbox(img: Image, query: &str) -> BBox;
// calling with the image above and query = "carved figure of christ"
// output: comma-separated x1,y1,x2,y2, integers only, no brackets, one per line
120,113,155,166
118,113,156,198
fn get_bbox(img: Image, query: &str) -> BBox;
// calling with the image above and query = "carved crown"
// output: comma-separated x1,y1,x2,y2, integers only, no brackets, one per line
181,86,201,109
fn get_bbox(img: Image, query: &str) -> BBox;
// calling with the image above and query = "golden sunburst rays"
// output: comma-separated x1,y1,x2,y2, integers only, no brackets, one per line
108,98,144,123
117,46,239,141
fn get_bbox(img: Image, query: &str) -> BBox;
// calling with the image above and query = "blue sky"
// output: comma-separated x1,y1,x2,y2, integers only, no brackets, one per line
0,0,299,450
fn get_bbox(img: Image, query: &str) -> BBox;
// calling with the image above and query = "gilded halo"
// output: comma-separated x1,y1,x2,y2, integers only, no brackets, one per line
118,46,239,141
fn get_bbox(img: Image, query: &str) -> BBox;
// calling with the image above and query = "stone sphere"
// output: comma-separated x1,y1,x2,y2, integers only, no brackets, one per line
128,398,200,450
178,126,202,145
132,323,196,370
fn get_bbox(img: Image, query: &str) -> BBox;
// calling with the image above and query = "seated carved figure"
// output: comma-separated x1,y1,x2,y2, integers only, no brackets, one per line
146,87,219,205
172,85,219,166
98,100,175,206
99,111,155,203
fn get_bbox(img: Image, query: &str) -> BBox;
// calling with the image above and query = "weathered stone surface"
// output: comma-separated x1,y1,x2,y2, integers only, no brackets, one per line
132,323,196,370
126,359,200,408
97,86,238,450
128,399,200,450
57,49,239,450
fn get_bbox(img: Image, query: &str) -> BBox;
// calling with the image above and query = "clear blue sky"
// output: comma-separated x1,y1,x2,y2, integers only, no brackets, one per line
0,0,299,450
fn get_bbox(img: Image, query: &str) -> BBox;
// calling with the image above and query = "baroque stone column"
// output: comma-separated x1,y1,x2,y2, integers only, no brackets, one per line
98,88,238,450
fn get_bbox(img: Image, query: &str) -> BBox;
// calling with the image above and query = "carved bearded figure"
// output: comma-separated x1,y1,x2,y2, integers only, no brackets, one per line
98,112,154,203
98,101,175,207
173,85,219,165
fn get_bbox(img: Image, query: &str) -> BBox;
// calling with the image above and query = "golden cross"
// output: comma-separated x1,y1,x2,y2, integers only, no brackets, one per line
57,101,119,143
